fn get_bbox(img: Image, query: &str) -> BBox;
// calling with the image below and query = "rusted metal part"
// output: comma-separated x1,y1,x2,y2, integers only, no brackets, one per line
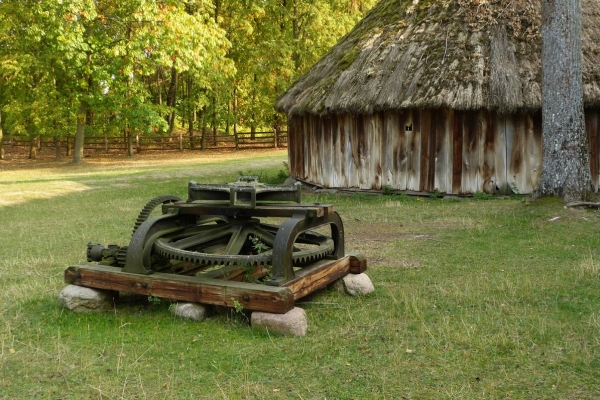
188,176,302,207
66,178,363,313
121,179,342,281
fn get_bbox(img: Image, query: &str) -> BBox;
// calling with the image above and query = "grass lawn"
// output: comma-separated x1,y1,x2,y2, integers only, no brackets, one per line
1,149,600,399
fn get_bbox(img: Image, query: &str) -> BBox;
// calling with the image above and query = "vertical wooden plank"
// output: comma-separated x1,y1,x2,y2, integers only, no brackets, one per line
475,111,487,192
287,118,297,179
528,112,543,192
331,117,341,187
462,111,479,194
303,117,310,182
396,111,409,190
452,110,463,194
313,116,322,185
344,115,355,188
494,114,508,194
321,118,332,187
427,111,437,192
382,111,395,188
349,115,362,188
585,111,599,190
393,111,403,189
371,113,383,190
434,108,452,193
407,110,421,191
482,111,497,194
420,110,431,192
507,115,527,193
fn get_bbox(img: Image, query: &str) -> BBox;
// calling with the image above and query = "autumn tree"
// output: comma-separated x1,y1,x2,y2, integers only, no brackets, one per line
534,0,595,202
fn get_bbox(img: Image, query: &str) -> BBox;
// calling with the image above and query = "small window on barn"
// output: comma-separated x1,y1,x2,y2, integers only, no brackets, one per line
405,123,413,132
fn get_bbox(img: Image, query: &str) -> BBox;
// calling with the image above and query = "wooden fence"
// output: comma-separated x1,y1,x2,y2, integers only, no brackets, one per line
1,130,288,157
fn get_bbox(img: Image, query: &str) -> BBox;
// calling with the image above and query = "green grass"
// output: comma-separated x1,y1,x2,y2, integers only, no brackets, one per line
1,152,600,399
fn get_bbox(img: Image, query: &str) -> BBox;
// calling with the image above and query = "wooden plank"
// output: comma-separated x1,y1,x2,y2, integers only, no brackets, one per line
452,110,463,194
284,257,350,300
482,111,496,194
494,114,509,194
310,116,321,185
321,118,332,187
382,111,395,188
340,116,350,188
420,109,431,192
527,112,543,192
462,111,479,194
394,111,408,190
348,115,362,188
348,253,367,274
65,264,295,313
434,108,452,193
331,117,343,187
407,110,421,191
507,115,527,193
358,115,370,189
303,117,310,181
586,111,600,189
370,113,383,190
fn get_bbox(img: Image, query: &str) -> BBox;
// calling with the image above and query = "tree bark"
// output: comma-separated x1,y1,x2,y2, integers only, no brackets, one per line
126,127,134,157
28,136,37,160
166,66,178,133
0,109,4,160
534,0,595,202
54,136,61,161
72,102,86,163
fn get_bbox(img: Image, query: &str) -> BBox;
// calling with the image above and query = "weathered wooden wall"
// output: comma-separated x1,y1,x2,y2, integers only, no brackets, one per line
287,109,600,194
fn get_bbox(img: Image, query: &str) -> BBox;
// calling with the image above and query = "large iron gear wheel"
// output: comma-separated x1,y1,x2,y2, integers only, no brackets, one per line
132,195,183,236
152,218,334,268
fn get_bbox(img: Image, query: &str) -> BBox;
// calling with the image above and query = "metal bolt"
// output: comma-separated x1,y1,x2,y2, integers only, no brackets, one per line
243,295,250,301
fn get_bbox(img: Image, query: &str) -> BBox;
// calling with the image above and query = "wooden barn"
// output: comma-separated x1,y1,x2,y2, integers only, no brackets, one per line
276,0,600,195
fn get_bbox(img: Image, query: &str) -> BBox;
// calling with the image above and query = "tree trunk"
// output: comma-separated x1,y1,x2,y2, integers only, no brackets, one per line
166,66,178,133
126,127,134,157
212,95,217,146
534,0,595,202
187,75,195,149
54,136,61,161
72,102,86,163
234,88,239,151
28,136,37,160
199,107,206,150
0,109,4,160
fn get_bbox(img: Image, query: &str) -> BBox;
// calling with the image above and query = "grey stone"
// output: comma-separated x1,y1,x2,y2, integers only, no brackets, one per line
284,177,297,186
331,273,375,296
170,302,209,322
251,307,308,336
58,285,117,312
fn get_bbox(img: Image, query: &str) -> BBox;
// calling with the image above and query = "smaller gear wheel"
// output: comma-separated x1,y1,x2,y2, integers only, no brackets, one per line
132,195,182,236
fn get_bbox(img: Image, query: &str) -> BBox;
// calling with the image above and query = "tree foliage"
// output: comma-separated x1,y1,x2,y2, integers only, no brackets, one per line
0,0,375,160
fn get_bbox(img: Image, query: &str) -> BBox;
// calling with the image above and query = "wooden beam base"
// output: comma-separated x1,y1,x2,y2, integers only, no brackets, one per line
64,254,367,314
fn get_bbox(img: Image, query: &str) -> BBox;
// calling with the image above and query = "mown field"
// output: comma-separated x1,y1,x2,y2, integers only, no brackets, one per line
1,149,600,399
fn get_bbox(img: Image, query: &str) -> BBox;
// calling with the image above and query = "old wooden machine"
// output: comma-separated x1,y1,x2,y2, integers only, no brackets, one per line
64,177,366,313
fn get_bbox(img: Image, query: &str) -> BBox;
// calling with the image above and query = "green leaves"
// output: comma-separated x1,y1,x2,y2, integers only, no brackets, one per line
0,0,377,157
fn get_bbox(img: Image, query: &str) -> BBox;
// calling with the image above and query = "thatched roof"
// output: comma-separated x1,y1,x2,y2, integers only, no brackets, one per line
276,0,600,116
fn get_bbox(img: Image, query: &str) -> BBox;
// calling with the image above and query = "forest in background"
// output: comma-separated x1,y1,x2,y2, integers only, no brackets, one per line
0,0,376,160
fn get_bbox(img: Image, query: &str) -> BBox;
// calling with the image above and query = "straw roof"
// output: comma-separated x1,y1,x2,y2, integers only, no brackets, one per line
276,0,600,116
